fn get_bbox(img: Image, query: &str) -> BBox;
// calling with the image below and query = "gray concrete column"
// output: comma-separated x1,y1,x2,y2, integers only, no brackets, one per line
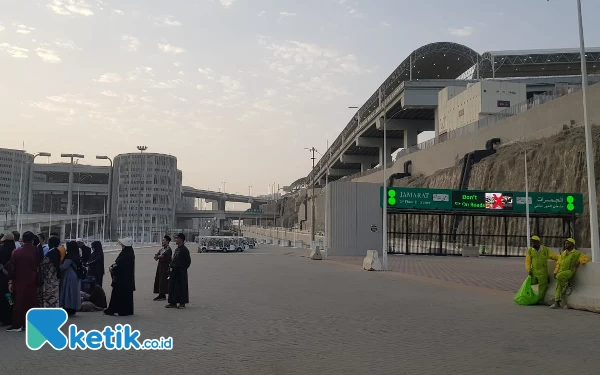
60,221,66,242
404,128,418,149
378,145,393,167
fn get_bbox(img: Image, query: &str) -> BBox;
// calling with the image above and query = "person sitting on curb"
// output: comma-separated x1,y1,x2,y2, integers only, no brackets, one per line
551,238,590,309
525,235,559,305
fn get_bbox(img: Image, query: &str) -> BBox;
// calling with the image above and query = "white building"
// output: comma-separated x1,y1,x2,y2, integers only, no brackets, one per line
437,80,527,135
0,148,32,215
111,153,180,243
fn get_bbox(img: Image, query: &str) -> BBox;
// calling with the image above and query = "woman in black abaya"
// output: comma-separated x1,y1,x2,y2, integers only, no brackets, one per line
104,238,135,316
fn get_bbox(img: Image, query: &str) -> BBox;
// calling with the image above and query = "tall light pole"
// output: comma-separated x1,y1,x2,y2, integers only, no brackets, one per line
27,152,51,213
248,185,252,197
380,91,389,271
136,146,147,243
60,154,84,216
575,0,599,261
305,147,318,244
503,139,531,243
96,155,113,240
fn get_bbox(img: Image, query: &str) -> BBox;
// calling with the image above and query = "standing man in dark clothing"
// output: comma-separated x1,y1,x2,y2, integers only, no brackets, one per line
153,235,173,301
77,239,92,264
6,231,40,332
88,241,105,288
166,233,191,309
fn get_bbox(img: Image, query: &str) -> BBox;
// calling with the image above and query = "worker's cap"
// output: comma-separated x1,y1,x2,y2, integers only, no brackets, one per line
531,235,541,241
566,238,576,245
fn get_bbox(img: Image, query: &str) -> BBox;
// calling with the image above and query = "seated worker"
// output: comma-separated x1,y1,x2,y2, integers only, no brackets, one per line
551,238,590,309
525,235,560,304
80,284,107,312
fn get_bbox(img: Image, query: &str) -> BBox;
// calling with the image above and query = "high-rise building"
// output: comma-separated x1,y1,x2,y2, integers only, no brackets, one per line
0,148,33,215
111,152,179,242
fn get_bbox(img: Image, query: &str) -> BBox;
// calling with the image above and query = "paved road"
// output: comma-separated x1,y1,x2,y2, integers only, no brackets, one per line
0,244,598,375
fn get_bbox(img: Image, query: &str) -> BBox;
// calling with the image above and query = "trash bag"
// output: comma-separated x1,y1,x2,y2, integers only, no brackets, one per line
514,276,538,306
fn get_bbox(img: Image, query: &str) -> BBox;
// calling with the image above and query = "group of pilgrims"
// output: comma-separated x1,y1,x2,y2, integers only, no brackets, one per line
0,230,191,332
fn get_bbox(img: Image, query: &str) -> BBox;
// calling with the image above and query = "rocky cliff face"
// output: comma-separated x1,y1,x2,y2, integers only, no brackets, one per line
265,126,600,251
391,125,600,249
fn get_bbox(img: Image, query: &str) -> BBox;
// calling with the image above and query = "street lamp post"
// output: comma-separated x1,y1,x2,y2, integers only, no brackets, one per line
60,154,85,216
28,152,51,213
96,155,113,241
503,139,531,243
575,0,600,261
305,147,318,245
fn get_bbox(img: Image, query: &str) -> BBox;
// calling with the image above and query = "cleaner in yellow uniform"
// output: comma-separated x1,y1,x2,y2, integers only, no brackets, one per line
551,238,589,308
525,235,559,304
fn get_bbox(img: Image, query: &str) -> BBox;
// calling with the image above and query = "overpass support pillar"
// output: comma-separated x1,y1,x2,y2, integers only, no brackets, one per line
250,202,261,210
217,199,226,211
361,163,371,173
404,128,418,149
59,221,66,242
379,145,393,167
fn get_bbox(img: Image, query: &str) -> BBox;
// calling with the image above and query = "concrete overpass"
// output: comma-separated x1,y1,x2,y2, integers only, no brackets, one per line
290,42,600,190
175,210,266,220
181,186,269,210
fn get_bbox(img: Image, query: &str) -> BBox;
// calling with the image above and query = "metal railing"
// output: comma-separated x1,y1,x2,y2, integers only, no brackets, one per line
335,85,582,182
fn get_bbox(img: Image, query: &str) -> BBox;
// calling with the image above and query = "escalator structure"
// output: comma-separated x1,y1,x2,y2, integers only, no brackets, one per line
451,138,501,242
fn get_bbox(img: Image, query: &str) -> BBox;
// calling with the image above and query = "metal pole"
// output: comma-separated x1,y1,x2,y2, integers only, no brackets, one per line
310,147,316,244
76,178,80,238
67,157,74,215
524,149,531,244
324,140,329,260
382,113,388,270
576,0,600,262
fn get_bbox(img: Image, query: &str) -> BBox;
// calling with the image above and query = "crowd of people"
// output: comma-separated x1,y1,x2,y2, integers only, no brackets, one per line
0,229,192,332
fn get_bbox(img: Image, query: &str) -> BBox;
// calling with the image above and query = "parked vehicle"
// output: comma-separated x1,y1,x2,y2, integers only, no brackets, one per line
197,236,249,253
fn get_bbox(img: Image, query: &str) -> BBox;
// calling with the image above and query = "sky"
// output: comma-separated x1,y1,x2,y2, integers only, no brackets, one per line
1,0,600,197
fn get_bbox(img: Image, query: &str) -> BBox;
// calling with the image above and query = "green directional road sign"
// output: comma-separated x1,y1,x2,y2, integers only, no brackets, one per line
381,187,583,215
246,208,263,215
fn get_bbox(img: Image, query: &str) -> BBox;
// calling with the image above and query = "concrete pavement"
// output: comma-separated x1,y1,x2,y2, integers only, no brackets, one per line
0,244,598,375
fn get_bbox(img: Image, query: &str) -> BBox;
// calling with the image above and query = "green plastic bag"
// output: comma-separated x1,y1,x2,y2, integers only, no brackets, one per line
514,276,538,305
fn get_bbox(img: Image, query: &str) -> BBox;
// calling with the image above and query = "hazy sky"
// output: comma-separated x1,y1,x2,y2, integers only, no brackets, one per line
1,0,599,196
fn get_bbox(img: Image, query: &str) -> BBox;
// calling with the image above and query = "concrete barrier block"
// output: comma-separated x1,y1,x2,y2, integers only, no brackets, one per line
309,246,322,260
462,246,480,257
280,240,290,247
363,250,382,271
541,262,600,312
294,241,303,248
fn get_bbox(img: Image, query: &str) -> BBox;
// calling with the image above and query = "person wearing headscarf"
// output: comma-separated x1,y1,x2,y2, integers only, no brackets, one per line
0,232,16,326
50,232,66,263
59,241,82,316
6,231,41,332
525,235,559,304
80,284,107,312
38,236,61,308
153,235,173,301
104,238,135,316
551,238,590,309
87,241,105,288
166,233,191,309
